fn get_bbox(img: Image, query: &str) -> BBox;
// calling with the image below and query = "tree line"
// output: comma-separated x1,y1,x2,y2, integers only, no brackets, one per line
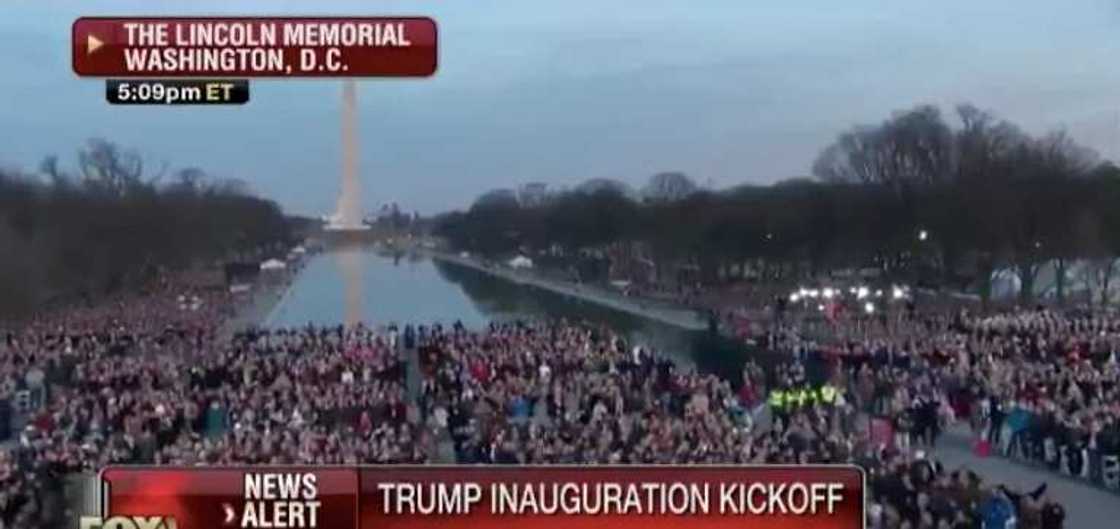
0,139,292,317
436,104,1120,305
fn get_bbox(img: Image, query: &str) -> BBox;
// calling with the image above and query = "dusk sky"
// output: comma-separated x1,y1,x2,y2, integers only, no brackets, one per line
3,1,1120,215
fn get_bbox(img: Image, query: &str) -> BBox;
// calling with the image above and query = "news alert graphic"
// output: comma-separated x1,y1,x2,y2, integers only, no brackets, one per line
95,466,864,529
72,17,438,77
98,468,359,529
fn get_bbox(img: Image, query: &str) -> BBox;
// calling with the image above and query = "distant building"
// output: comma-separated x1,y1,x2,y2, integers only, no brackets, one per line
376,202,401,222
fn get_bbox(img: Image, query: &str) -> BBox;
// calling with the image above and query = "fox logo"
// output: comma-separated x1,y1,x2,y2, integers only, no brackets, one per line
79,515,177,529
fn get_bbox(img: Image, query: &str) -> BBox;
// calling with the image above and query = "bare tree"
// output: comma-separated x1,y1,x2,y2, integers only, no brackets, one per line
77,138,145,195
0,142,291,317
813,105,953,193
643,172,698,202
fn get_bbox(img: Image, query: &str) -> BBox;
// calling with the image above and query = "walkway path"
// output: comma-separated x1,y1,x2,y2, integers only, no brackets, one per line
426,250,710,331
931,424,1119,528
222,264,303,338
403,346,422,400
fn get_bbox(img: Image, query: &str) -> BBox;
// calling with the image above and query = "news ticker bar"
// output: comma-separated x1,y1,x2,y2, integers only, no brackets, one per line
73,17,438,77
106,79,249,105
91,466,864,529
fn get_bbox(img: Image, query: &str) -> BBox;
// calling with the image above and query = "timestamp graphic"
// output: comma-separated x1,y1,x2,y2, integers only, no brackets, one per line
105,79,249,105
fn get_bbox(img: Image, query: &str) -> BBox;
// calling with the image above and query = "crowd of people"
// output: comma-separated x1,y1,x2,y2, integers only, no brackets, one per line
1,277,232,527
756,303,1120,527
414,314,1086,528
0,274,425,528
5,269,1116,528
418,321,760,465
954,311,1120,479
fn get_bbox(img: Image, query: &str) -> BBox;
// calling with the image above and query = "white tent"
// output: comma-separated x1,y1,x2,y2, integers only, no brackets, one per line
508,255,534,269
260,259,287,271
291,246,307,254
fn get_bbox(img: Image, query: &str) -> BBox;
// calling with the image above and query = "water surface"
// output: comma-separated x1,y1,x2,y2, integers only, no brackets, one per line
267,249,754,382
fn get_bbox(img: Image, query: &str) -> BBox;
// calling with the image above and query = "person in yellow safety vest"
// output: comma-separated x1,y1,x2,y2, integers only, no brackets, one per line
768,389,785,410
820,384,838,404
791,387,806,408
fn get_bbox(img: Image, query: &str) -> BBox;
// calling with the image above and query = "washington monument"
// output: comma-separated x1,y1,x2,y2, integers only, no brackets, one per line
327,79,367,230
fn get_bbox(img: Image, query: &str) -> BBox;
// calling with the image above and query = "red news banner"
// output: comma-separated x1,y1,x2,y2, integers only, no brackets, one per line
94,466,864,529
72,17,437,77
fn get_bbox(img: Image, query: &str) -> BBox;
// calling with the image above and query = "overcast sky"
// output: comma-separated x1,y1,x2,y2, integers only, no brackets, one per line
3,1,1120,215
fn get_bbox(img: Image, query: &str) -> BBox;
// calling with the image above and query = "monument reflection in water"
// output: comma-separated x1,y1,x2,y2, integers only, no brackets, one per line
336,248,365,326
